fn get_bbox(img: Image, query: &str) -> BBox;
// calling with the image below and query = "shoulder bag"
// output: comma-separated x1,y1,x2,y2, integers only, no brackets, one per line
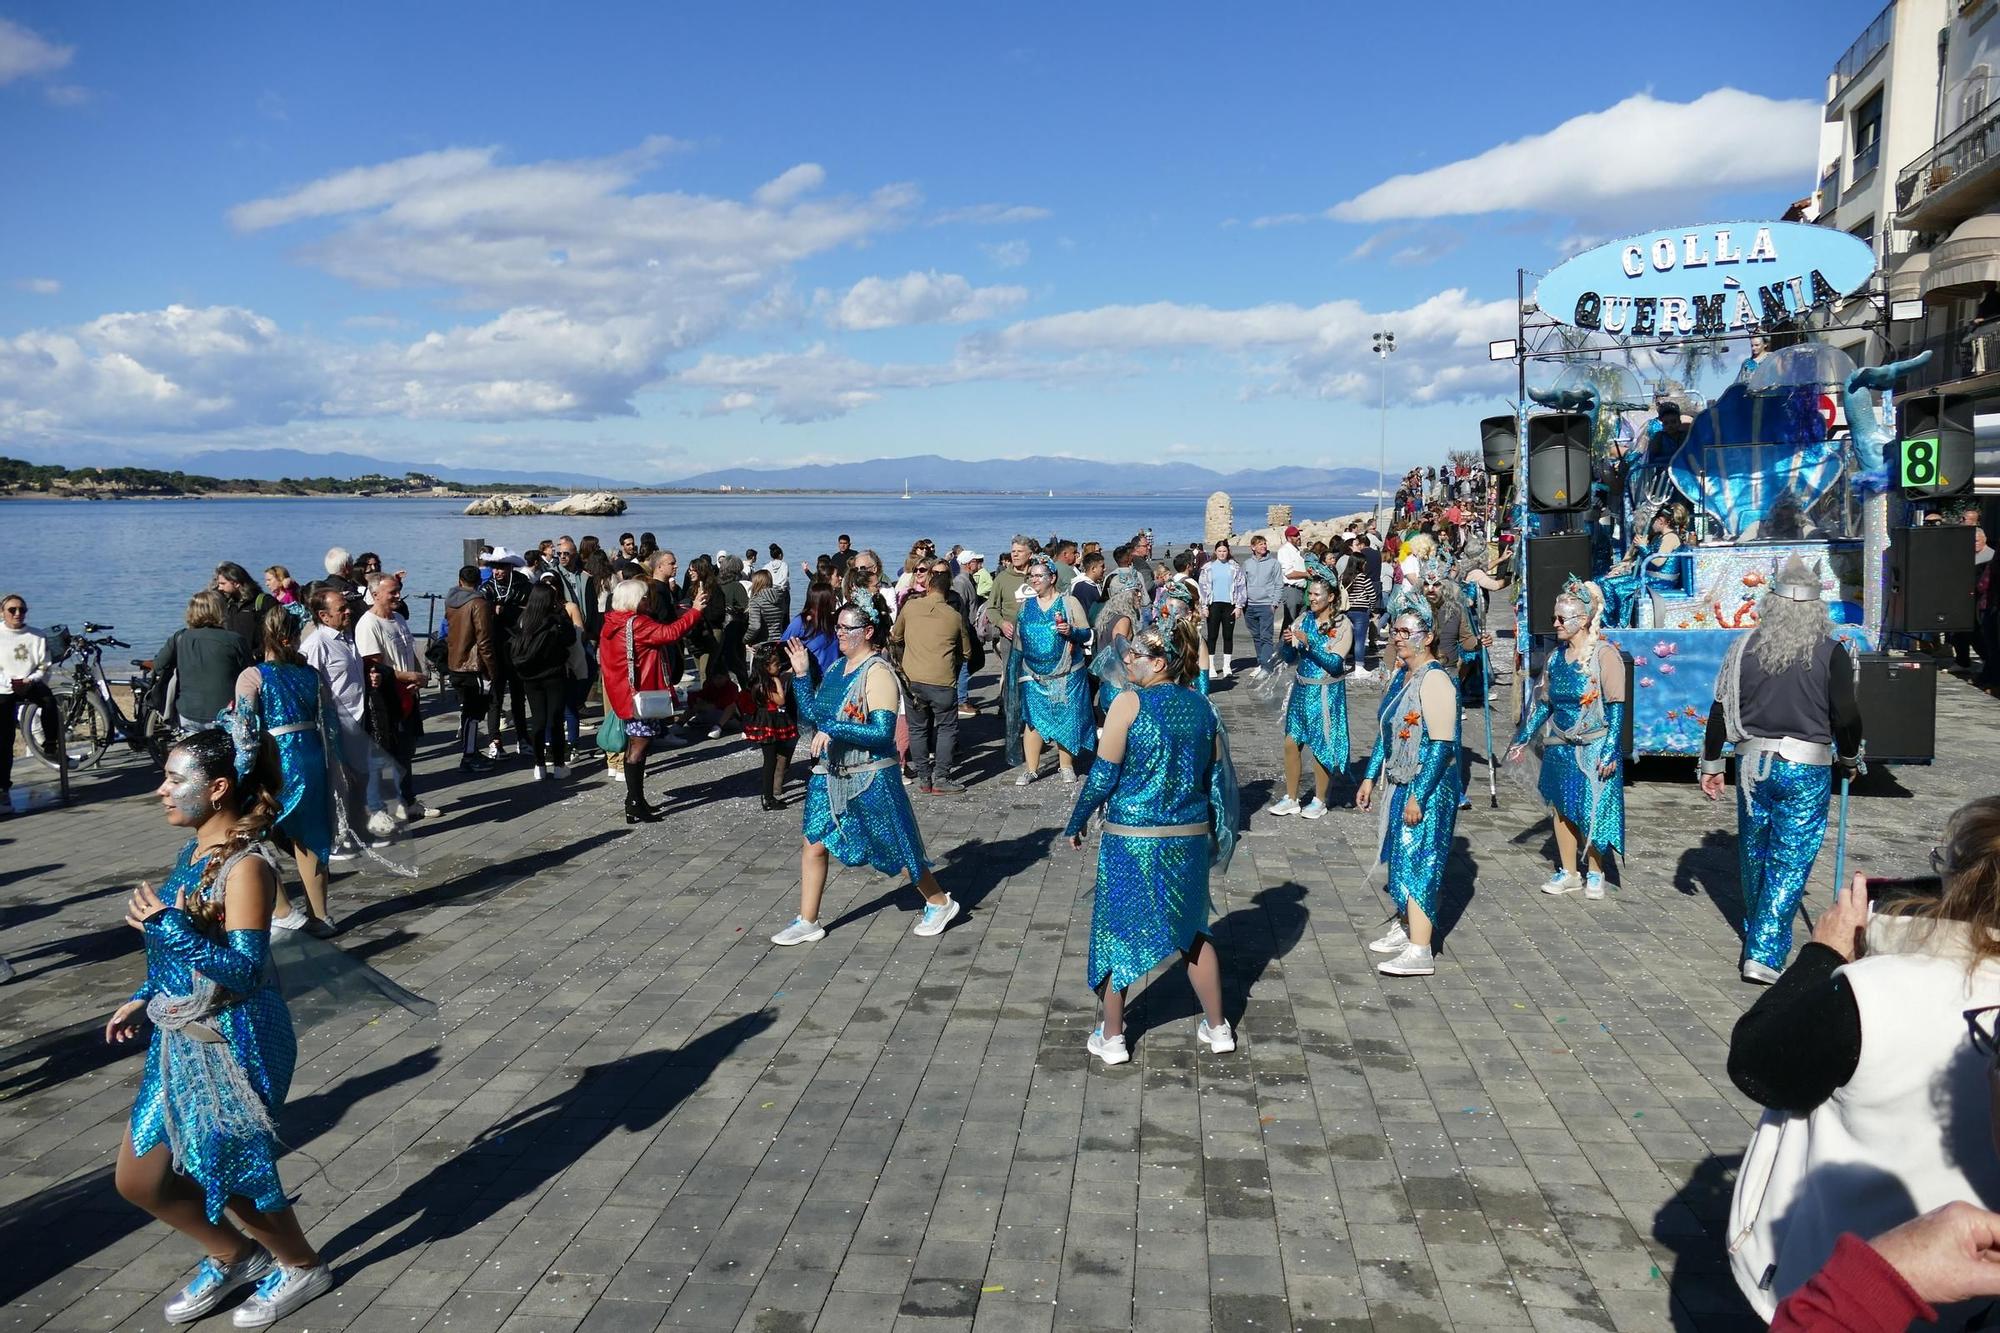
1725,1108,1810,1321
625,618,682,720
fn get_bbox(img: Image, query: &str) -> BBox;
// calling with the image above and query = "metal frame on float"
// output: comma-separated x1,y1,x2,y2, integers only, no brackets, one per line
1496,259,1897,746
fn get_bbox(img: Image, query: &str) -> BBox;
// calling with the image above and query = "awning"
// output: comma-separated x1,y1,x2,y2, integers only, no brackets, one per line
1886,246,1932,301
1925,214,2000,301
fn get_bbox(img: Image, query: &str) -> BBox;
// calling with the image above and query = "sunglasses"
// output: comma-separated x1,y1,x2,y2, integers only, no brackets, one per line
835,622,867,634
2,605,24,615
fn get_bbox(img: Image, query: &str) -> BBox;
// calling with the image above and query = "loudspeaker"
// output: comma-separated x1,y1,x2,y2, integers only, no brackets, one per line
1856,653,1936,762
1527,413,1592,512
1888,526,1975,632
1525,532,1594,634
1896,394,1975,498
1479,414,1518,474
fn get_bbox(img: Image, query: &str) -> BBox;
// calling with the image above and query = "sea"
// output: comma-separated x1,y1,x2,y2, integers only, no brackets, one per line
5,490,1373,656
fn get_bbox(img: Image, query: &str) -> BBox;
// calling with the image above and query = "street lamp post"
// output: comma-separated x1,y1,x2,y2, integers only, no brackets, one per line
1371,331,1396,527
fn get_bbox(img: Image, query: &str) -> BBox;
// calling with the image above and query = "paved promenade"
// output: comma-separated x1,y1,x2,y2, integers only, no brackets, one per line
2,656,1991,1333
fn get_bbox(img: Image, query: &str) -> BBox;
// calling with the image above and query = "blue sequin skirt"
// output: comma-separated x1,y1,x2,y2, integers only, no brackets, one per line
272,730,333,861
1538,742,1624,855
1088,832,1212,993
1023,668,1095,755
1283,679,1349,777
803,770,932,885
1378,774,1462,921
129,991,296,1222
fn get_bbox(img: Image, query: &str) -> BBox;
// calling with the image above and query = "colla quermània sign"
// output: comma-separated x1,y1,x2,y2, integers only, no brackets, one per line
1534,222,1877,337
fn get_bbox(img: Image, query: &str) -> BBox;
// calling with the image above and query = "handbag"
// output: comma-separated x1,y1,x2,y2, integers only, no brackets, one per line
596,711,626,755
1726,1108,1811,1320
625,619,680,720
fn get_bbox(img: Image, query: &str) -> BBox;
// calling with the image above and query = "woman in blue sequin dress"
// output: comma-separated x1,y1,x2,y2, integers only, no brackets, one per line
1271,570,1351,819
1155,580,1207,697
1356,589,1463,978
1597,506,1688,627
770,598,960,946
1009,558,1094,785
1507,579,1625,901
106,729,332,1327
1090,567,1148,715
225,605,336,934
1064,615,1240,1066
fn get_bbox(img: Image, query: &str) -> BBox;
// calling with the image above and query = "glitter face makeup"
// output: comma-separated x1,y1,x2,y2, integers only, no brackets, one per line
160,756,214,822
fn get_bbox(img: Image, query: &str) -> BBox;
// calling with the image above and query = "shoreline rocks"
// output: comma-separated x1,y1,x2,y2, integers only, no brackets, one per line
463,491,628,517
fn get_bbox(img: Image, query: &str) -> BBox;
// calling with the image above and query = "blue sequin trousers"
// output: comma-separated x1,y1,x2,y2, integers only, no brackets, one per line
1738,758,1830,971
129,840,296,1223
1280,615,1349,777
799,656,932,885
1065,685,1219,993
1362,664,1462,922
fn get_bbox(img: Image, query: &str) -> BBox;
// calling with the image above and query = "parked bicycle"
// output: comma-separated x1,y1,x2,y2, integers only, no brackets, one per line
22,623,178,772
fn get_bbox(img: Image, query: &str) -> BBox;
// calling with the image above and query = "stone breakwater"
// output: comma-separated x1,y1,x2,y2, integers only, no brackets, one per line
1228,508,1376,549
463,491,628,516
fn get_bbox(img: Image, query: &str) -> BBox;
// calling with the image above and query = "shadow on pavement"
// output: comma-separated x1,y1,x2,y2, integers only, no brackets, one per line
1124,882,1311,1038
1674,828,1746,944
320,1010,776,1281
336,830,626,935
0,1048,441,1306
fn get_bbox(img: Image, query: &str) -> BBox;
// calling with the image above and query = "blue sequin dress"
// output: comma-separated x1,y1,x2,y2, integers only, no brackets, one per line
1064,686,1220,993
245,662,333,861
1013,595,1095,755
1514,645,1624,856
1598,536,1687,627
1362,663,1462,921
1279,614,1348,775
128,840,296,1223
799,655,931,884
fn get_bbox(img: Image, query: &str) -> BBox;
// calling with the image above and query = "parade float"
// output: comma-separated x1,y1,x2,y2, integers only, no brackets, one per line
1499,221,1935,758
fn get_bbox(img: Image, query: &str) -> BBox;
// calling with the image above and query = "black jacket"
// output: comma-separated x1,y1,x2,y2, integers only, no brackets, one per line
510,615,575,682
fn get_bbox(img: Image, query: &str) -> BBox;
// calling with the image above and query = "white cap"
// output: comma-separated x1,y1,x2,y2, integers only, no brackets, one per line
960,550,985,563
480,546,526,567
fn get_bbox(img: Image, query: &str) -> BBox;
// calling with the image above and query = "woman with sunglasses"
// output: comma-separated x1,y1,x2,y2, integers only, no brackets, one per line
770,598,958,946
0,593,55,805
1270,562,1351,819
1010,557,1094,786
1505,577,1624,901
1726,796,2000,1321
1355,586,1462,978
1064,615,1239,1066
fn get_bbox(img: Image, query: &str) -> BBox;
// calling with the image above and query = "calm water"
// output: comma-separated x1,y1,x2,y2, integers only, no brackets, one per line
4,491,1368,656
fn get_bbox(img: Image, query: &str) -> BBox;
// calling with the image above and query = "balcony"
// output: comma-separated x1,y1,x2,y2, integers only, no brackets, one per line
1891,321,2000,393
1898,96,2000,230
1828,2,1895,111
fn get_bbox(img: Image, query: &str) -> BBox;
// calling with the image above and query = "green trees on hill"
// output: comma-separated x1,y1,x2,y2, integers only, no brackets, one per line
0,458,532,497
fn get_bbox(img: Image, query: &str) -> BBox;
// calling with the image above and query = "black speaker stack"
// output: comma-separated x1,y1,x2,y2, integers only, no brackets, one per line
1526,413,1592,512
1855,653,1937,763
1524,532,1594,634
1888,525,1975,633
1895,394,1975,499
1479,414,1518,475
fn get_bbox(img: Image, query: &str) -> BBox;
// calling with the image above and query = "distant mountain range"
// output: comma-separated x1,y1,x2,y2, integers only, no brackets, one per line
175,448,633,490
662,454,1386,496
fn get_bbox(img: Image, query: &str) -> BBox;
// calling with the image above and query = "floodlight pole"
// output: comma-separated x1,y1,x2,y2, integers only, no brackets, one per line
1372,331,1396,525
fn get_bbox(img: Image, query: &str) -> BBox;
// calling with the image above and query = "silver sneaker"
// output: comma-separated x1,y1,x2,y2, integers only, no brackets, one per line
1539,870,1582,896
912,895,960,938
1741,960,1782,985
231,1262,331,1328
1013,769,1037,787
1583,872,1606,901
1366,921,1409,954
1087,1025,1130,1066
1197,1019,1236,1053
165,1247,271,1324
770,916,825,947
1377,943,1436,977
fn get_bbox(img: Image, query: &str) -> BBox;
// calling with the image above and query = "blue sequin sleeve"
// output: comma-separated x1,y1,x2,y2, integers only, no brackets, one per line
144,912,270,995
1600,700,1625,772
1063,757,1122,838
1406,733,1455,808
1514,695,1551,748
1362,717,1390,781
819,705,898,751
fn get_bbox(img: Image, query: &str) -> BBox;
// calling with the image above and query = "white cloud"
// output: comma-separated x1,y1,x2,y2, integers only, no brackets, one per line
828,271,1027,330
753,162,825,207
1165,442,1200,456
15,277,60,295
1332,90,1818,222
1249,213,1311,229
679,342,1097,424
0,17,71,85
932,203,1052,226
229,146,502,231
991,287,1516,406
982,239,1030,269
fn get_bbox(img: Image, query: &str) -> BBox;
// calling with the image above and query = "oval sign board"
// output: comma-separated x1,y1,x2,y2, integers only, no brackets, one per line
1535,222,1876,338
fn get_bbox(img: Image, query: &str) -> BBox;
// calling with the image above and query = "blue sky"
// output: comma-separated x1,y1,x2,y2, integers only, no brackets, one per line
0,2,1884,479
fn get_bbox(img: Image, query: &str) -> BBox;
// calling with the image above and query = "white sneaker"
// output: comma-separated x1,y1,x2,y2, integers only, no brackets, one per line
1246,665,1267,681
1742,960,1781,985
365,809,399,840
707,725,723,739
231,1262,332,1328
1540,870,1582,896
550,764,569,780
482,740,504,760
1209,660,1222,681
1367,921,1409,954
390,802,413,823
327,841,359,865
269,908,309,933
1087,1025,1130,1066
1270,796,1301,817
771,916,826,946
1197,1019,1236,1053
1583,871,1606,901
1351,667,1375,682
1059,767,1077,786
165,1247,272,1324
1220,659,1232,678
913,895,960,938
1014,769,1037,787
1299,799,1327,821
532,764,548,780
1377,944,1436,977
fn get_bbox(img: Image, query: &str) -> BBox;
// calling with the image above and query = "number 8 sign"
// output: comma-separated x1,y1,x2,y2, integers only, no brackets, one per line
1900,434,1940,489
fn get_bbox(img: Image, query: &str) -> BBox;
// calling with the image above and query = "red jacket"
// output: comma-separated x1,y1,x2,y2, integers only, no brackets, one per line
599,606,701,720
1770,1234,1934,1333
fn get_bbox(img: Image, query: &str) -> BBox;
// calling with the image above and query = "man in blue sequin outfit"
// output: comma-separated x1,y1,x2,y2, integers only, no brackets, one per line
1699,557,1863,984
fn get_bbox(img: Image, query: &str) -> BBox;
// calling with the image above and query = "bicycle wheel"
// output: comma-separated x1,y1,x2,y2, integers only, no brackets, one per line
52,691,112,770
